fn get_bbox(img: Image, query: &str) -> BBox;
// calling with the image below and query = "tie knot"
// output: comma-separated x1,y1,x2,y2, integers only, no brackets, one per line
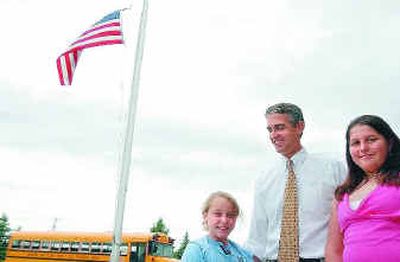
287,159,294,172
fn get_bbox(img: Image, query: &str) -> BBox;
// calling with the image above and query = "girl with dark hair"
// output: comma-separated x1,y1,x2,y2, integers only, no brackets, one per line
325,115,400,262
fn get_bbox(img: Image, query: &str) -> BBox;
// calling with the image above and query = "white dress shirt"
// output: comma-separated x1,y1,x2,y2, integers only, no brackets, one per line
244,148,346,260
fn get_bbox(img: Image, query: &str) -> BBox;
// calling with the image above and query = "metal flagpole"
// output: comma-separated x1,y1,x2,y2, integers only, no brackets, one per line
110,0,149,261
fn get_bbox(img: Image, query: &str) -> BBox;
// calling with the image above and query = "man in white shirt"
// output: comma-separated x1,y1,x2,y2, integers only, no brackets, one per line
244,103,346,262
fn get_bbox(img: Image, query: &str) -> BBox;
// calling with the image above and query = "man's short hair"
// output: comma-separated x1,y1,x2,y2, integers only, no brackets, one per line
265,103,304,126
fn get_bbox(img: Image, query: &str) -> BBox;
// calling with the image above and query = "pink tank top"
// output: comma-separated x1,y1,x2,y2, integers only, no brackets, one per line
338,184,400,262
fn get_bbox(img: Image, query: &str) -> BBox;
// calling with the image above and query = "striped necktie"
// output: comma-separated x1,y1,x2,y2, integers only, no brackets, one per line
278,159,299,262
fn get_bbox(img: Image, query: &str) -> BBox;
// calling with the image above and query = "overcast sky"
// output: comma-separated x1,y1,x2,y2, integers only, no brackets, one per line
1,0,400,246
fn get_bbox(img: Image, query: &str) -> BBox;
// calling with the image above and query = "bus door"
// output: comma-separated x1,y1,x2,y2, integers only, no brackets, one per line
129,243,146,262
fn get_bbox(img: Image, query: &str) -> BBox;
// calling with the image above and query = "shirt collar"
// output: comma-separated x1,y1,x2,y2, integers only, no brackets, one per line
206,235,233,255
206,235,231,247
278,147,307,170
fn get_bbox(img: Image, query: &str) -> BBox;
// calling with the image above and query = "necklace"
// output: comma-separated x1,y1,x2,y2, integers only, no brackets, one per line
366,172,380,180
351,177,378,202
359,179,377,191
219,244,231,255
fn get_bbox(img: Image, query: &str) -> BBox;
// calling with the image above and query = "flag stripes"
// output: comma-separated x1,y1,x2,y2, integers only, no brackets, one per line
56,10,124,86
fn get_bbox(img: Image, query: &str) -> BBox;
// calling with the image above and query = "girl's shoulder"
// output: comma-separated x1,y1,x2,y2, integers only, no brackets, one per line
189,235,209,248
181,237,208,262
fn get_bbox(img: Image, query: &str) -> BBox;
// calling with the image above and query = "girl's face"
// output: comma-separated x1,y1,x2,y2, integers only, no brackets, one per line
203,196,238,243
349,124,389,174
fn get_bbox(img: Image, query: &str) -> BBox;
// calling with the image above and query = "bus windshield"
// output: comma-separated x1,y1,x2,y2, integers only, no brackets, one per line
148,241,174,257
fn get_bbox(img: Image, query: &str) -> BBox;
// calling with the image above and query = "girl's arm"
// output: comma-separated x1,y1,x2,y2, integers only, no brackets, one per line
325,200,344,262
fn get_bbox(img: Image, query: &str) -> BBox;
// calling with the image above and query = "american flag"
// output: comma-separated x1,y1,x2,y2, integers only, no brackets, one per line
56,10,124,86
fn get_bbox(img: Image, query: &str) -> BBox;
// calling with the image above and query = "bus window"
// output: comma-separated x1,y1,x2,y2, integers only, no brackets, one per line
149,241,174,257
21,240,31,249
11,240,21,249
120,243,128,256
91,242,101,253
130,243,146,262
137,243,146,262
101,242,112,254
51,241,61,251
32,240,40,250
61,241,70,252
71,242,79,252
80,242,90,253
41,241,50,251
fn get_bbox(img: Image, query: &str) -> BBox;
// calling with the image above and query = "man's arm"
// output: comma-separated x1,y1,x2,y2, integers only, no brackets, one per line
244,178,269,260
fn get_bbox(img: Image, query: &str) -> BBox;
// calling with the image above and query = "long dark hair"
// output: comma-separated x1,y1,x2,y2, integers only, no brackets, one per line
335,115,400,200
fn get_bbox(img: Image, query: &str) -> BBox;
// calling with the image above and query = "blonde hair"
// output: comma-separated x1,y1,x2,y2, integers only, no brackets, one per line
201,191,241,230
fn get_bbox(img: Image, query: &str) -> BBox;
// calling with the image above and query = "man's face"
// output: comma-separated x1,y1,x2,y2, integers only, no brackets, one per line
266,113,304,158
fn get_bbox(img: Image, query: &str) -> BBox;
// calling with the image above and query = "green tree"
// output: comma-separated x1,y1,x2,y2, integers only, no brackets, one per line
150,218,169,235
173,231,190,259
0,214,11,261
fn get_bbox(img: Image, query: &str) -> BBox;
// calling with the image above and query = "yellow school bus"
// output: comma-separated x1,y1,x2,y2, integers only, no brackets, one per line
5,231,179,262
